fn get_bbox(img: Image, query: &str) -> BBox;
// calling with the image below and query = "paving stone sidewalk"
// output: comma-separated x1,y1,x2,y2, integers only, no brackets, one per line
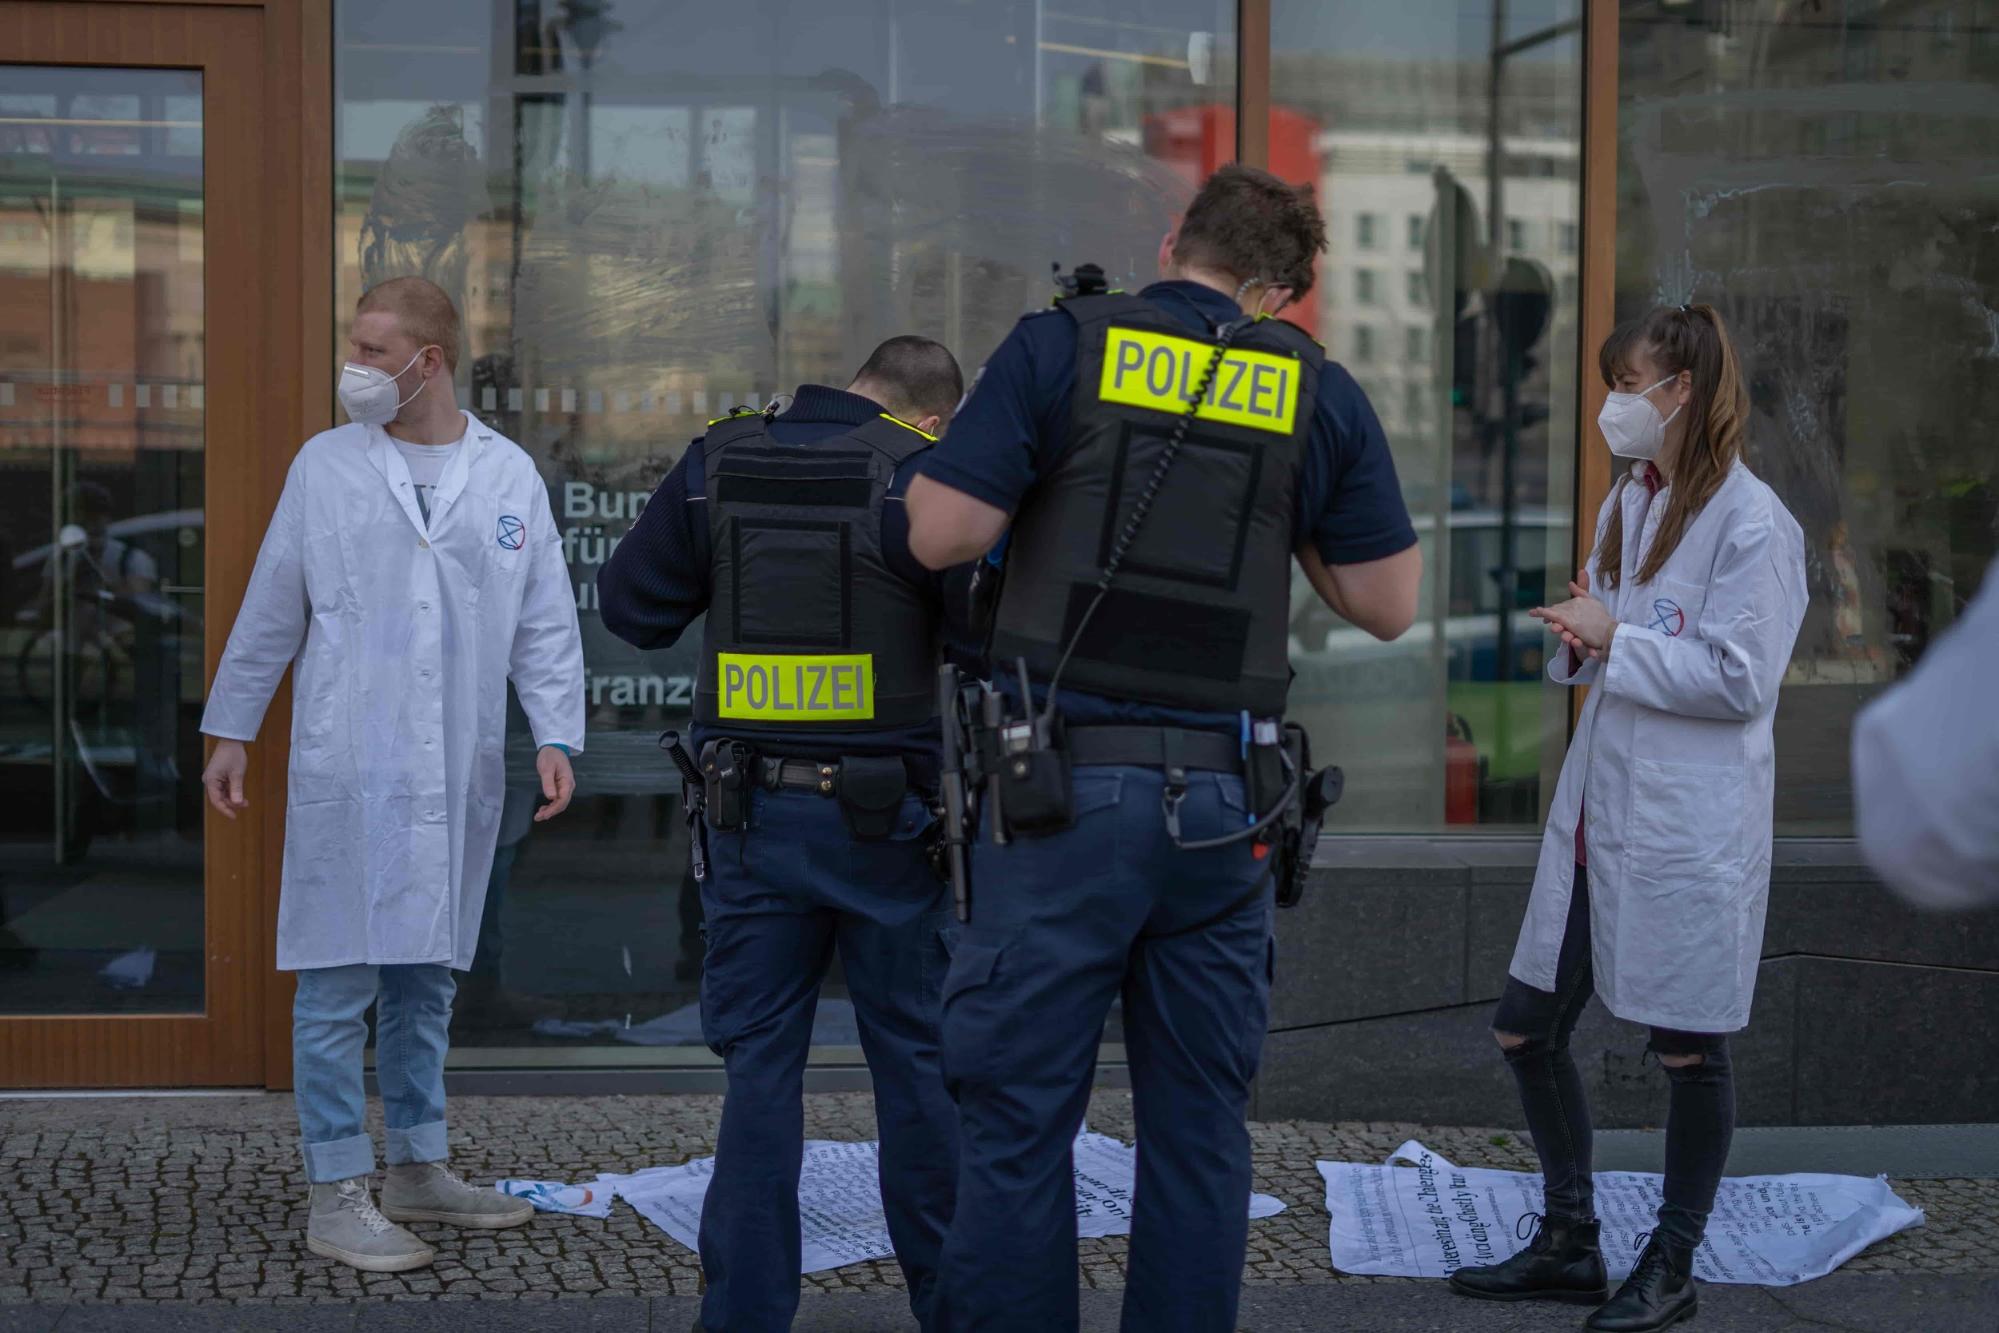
1,1090,1992,1308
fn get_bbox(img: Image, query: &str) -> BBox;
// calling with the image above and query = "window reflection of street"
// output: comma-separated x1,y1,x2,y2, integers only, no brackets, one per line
1272,1,1585,829
0,66,207,1013
1618,2,1999,834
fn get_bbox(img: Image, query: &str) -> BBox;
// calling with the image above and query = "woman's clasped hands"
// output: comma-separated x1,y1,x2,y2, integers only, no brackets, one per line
1531,567,1618,662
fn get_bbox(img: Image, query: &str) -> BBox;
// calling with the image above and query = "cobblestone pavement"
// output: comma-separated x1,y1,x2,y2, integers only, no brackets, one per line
1,1090,1992,1306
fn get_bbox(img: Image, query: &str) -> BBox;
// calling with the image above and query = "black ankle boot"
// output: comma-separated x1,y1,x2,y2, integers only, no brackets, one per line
1587,1232,1699,1331
1449,1213,1609,1305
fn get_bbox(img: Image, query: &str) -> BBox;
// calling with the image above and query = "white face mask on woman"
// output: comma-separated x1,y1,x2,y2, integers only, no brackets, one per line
338,346,435,427
1597,375,1682,460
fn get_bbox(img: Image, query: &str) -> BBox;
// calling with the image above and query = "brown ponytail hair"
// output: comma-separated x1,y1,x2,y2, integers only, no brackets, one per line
1592,304,1748,590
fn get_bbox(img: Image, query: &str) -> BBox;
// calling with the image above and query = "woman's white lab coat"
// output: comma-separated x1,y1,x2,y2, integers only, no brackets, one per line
1508,460,1807,1033
201,414,584,971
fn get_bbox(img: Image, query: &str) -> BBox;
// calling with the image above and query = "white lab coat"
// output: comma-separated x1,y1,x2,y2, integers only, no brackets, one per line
1852,556,1999,910
1509,460,1807,1033
201,414,584,971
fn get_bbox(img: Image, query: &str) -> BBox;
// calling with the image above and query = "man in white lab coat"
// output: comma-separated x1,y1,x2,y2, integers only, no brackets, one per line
199,277,585,1273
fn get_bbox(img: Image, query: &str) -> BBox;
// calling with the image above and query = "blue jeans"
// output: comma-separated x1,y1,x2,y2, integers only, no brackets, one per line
936,766,1274,1333
697,785,958,1333
292,963,455,1183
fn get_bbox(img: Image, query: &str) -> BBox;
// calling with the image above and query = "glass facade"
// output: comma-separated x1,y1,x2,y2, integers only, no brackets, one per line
1617,1,1999,834
335,0,1237,1052
1270,1,1586,829
305,1,1996,1059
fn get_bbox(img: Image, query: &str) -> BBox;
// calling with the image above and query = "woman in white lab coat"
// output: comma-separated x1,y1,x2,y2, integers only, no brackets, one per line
1450,306,1807,1333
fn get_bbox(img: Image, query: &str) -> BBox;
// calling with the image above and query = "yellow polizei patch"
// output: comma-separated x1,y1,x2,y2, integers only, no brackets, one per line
1098,326,1302,435
716,652,874,721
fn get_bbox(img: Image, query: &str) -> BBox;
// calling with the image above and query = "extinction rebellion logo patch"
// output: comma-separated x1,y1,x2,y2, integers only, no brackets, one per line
1648,598,1687,636
496,514,526,550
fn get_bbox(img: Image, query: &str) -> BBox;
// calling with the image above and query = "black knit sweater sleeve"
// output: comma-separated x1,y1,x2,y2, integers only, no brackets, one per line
596,445,708,651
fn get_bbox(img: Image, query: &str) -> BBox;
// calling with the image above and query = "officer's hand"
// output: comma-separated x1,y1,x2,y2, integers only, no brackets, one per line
202,740,249,820
535,747,576,821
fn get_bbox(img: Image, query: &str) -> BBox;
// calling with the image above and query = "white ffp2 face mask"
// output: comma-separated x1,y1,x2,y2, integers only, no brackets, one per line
1597,375,1683,460
338,346,434,427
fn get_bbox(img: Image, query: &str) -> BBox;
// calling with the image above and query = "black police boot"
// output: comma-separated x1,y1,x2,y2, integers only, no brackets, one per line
1586,1232,1699,1331
1448,1213,1608,1304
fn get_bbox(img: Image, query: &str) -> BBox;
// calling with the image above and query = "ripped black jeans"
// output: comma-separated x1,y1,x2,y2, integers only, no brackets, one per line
1492,865,1735,1250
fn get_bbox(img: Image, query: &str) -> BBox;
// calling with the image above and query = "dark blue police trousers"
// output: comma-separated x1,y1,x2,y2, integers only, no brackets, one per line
697,784,959,1333
935,765,1275,1333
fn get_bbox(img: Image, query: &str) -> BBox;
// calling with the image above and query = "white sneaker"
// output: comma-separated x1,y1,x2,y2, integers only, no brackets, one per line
306,1177,435,1272
381,1160,536,1229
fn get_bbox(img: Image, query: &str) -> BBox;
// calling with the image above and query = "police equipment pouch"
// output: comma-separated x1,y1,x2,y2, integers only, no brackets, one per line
989,656,1073,836
1246,718,1286,820
836,754,907,841
699,739,755,832
995,716,1073,835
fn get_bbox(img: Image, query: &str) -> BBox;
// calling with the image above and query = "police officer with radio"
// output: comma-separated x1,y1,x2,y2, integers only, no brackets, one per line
905,166,1424,1331
598,337,967,1333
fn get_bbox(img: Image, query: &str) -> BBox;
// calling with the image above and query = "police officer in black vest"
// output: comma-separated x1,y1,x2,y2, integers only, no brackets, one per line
599,338,967,1333
905,167,1424,1331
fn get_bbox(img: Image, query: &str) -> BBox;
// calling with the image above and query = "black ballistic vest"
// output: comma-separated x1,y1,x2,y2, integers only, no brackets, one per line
694,410,940,731
989,293,1320,715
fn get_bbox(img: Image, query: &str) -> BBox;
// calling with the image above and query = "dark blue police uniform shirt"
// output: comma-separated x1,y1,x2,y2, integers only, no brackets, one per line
918,279,1419,731
596,384,955,773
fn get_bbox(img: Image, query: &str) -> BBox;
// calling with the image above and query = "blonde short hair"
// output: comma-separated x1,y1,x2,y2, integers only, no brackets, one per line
355,276,460,372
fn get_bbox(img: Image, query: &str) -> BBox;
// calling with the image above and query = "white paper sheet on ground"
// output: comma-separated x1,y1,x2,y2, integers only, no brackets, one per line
1319,1140,1923,1287
494,1178,615,1218
606,1131,1286,1274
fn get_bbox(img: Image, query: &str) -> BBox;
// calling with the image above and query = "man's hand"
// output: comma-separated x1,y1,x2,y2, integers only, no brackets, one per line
1532,573,1617,661
535,746,576,822
202,740,249,820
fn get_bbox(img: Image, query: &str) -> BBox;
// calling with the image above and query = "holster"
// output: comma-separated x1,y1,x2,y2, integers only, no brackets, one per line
836,754,907,841
699,739,755,831
659,730,711,882
1276,723,1343,908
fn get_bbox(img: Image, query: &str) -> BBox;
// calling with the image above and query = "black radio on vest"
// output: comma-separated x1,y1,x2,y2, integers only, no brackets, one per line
694,408,940,730
990,291,1324,715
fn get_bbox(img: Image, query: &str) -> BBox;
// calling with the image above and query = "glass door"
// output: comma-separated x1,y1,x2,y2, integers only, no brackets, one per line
0,0,289,1086
0,65,208,1016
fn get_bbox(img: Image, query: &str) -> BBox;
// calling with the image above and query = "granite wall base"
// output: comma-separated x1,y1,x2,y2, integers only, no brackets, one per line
1253,841,1999,1128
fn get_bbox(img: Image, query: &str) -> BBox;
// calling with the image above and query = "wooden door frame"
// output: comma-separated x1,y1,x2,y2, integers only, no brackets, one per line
0,0,330,1087
1573,0,1617,724
1236,0,1270,167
